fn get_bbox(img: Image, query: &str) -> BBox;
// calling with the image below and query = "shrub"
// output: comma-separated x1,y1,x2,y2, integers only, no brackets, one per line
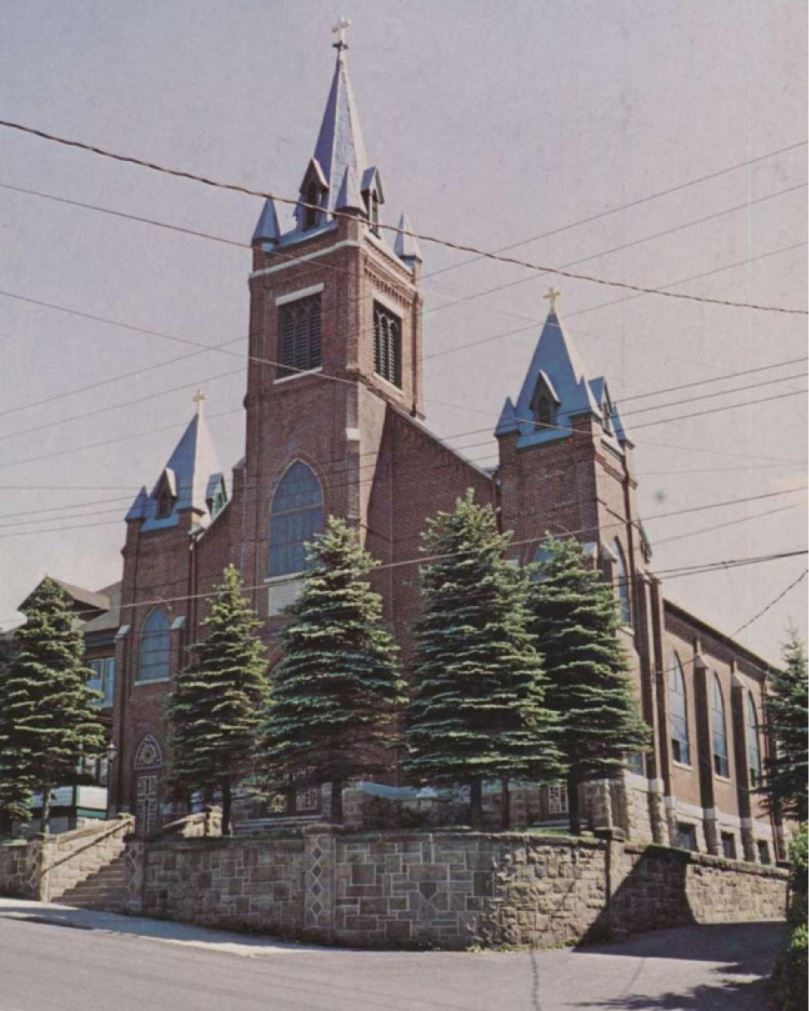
772,923,807,1011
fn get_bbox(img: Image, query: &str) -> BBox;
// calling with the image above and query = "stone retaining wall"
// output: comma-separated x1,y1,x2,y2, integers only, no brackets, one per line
122,827,788,949
0,816,133,902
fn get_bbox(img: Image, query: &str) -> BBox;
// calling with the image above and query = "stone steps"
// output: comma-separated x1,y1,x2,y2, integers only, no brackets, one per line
59,854,128,911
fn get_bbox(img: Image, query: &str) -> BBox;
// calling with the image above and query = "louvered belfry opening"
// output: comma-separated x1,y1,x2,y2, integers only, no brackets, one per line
277,294,322,378
373,301,402,388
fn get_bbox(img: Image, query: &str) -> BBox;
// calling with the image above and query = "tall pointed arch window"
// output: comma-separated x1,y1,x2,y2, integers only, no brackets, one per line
138,607,171,682
711,673,730,777
613,538,631,625
746,694,762,787
668,653,691,765
269,462,324,577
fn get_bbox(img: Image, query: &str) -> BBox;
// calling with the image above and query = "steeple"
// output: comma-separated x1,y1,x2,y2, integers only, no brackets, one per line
495,292,629,450
126,392,227,530
293,23,381,229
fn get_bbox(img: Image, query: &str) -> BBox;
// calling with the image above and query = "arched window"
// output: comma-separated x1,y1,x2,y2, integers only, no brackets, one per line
269,461,324,577
613,538,631,625
138,607,171,682
746,694,762,787
530,376,558,430
667,653,690,765
711,673,730,777
303,181,321,230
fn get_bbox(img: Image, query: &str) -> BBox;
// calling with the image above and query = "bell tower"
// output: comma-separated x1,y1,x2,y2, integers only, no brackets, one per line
240,26,425,614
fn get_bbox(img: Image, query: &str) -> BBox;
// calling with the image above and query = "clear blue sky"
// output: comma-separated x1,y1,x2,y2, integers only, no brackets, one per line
1,0,806,662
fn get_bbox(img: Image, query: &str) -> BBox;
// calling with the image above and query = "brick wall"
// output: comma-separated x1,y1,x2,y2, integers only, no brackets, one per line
121,827,788,950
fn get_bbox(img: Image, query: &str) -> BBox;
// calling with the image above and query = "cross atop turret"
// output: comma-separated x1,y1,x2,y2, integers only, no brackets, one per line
543,286,561,313
332,16,351,51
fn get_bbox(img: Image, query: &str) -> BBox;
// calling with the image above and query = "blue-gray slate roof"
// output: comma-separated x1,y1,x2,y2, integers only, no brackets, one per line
126,407,225,531
495,309,628,452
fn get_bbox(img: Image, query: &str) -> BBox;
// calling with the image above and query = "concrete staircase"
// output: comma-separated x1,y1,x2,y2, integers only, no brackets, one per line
58,852,128,912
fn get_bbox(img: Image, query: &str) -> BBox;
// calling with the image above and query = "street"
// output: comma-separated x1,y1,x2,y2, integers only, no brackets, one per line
0,898,786,1010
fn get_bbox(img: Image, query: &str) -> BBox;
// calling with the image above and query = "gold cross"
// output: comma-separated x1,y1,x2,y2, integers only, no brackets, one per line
192,389,207,412
543,287,561,312
332,16,351,49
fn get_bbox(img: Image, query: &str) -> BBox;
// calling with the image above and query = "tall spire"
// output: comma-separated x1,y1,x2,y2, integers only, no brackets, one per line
295,24,371,225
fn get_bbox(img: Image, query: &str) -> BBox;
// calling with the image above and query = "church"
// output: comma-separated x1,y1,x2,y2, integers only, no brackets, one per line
21,34,785,863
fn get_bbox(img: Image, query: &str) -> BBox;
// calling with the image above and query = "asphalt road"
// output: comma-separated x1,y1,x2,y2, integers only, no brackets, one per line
0,898,786,1011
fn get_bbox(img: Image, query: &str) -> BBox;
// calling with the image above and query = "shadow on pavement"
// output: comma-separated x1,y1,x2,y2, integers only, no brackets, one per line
0,901,317,954
576,920,786,963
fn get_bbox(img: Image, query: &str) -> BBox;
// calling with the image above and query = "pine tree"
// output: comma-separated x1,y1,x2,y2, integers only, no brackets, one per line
0,637,35,834
167,564,268,834
526,536,650,834
402,491,560,828
1,578,105,832
262,516,405,824
765,627,808,822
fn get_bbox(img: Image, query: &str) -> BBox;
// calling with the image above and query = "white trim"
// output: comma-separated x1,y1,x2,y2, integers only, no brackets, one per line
133,676,171,686
273,366,323,385
275,282,325,306
250,240,361,279
345,427,361,442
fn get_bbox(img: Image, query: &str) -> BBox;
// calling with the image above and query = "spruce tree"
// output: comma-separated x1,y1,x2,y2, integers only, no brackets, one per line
402,491,560,828
1,578,105,832
526,536,650,834
0,637,35,834
765,627,808,822
167,564,268,834
262,516,404,824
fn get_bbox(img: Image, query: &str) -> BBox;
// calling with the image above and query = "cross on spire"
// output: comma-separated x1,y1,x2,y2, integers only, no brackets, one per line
192,389,207,414
332,16,351,51
544,287,561,313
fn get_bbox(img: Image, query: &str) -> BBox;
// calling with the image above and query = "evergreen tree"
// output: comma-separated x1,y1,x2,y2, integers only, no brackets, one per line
526,536,650,834
1,578,105,832
262,516,404,824
765,627,808,822
167,564,268,834
0,637,35,834
402,491,560,828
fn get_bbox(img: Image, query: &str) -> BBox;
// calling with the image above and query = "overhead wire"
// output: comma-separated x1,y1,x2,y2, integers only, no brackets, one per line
3,175,805,403
1,118,805,315
421,140,809,279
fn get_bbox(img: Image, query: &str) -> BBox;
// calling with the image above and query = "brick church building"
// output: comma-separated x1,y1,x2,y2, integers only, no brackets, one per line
19,38,786,862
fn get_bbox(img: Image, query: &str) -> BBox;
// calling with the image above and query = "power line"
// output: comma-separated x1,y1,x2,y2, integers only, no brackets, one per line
5,175,804,399
422,140,809,279
731,569,809,637
1,118,805,315
425,241,808,362
424,182,808,318
629,386,807,431
653,500,807,546
618,356,809,404
619,371,806,419
3,286,806,469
